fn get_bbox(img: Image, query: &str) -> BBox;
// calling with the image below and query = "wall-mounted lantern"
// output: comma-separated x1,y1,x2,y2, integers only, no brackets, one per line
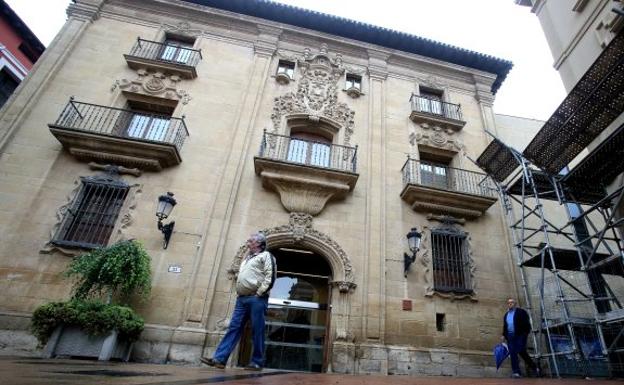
404,227,422,277
156,192,177,249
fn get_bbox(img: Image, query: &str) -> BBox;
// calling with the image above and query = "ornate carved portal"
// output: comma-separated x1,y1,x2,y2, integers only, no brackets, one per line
258,45,359,216
225,213,355,342
227,213,356,292
271,44,355,146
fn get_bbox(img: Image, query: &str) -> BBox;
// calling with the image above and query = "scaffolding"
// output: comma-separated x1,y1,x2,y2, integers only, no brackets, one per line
475,31,624,377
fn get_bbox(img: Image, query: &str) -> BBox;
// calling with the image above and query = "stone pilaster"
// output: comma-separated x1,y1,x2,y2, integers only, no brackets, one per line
362,49,389,346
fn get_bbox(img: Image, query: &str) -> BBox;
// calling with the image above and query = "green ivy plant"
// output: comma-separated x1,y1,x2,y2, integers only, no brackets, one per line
31,300,144,346
31,239,152,347
65,239,152,303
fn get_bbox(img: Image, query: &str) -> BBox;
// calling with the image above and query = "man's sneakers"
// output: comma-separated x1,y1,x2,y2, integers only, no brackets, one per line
244,363,263,371
200,357,225,369
511,373,522,379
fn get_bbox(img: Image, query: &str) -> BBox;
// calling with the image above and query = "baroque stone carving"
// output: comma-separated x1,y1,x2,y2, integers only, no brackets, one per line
162,21,203,37
410,122,464,152
416,74,448,91
419,225,477,301
271,44,356,146
227,213,356,292
88,162,141,177
114,69,192,105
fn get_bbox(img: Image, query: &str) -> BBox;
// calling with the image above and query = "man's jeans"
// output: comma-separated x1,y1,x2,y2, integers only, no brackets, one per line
507,333,535,375
213,295,268,366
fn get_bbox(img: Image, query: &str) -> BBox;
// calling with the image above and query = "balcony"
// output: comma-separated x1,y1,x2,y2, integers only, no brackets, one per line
409,94,466,131
123,38,202,79
254,131,359,215
49,99,189,171
400,158,497,219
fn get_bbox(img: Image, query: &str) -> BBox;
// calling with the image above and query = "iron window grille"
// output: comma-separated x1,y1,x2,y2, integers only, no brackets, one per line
431,228,472,294
52,175,129,249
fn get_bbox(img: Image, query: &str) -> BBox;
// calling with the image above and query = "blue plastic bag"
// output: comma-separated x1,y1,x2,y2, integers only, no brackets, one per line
494,342,509,370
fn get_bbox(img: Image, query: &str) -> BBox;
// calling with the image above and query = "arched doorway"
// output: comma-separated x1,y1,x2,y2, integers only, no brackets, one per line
238,246,332,372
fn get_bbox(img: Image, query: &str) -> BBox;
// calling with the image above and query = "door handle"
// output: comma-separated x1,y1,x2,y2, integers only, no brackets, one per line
283,301,291,305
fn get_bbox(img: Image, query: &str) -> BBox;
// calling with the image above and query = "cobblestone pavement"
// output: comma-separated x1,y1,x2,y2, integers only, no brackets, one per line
1,356,620,385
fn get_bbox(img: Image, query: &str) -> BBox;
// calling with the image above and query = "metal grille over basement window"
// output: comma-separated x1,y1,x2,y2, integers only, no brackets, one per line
52,176,129,249
431,228,472,294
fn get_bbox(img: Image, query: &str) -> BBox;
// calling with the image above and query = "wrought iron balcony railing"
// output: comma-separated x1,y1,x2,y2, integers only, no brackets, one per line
402,158,495,198
258,131,358,173
51,99,189,151
126,38,202,68
410,94,463,122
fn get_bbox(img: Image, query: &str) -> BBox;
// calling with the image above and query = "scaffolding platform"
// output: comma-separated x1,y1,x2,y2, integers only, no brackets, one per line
506,171,606,205
520,247,621,276
475,138,519,183
563,122,624,190
523,31,624,175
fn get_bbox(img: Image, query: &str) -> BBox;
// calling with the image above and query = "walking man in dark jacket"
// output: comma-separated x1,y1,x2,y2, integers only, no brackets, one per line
502,298,539,377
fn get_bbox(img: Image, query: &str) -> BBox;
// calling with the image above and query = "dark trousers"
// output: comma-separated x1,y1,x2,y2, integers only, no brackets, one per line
507,333,536,375
214,295,268,366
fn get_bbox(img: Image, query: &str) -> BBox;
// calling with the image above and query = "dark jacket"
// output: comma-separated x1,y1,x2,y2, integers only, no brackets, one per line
502,307,531,336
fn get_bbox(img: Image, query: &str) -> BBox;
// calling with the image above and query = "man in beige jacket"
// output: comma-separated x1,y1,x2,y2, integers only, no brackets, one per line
201,232,276,370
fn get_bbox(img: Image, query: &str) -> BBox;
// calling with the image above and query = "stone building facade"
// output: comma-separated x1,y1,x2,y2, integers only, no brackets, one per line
0,0,521,376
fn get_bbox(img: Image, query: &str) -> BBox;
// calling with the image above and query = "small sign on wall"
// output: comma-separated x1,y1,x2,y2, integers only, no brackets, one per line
168,265,182,273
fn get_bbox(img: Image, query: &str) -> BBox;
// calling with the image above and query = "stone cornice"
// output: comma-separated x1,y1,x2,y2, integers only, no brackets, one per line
105,0,503,93
67,0,105,22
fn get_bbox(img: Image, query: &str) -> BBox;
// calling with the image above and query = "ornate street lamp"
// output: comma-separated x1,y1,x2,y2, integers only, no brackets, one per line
156,192,177,249
404,227,422,277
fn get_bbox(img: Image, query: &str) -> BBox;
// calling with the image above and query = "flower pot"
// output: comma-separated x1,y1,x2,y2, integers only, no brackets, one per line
42,324,133,361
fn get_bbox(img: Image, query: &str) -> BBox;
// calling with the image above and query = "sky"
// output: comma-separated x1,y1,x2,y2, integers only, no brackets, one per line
6,0,566,121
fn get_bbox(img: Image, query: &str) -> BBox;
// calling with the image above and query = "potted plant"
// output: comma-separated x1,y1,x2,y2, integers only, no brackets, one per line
31,239,152,361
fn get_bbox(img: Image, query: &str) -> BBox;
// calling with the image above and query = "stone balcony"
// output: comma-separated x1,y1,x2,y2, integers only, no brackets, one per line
254,131,359,215
409,94,466,131
48,99,189,171
123,38,202,79
400,158,497,219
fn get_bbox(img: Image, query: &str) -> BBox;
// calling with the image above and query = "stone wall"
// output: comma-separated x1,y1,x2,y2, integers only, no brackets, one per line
0,0,521,376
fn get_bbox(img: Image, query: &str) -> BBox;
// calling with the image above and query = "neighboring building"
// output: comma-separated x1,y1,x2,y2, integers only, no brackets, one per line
477,0,624,377
0,0,44,108
0,0,523,376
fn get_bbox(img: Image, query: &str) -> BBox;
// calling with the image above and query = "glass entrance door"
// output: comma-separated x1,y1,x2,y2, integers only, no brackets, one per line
239,272,330,372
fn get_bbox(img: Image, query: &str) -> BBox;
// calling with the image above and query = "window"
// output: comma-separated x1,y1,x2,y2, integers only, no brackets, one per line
420,161,449,189
287,132,331,168
119,100,174,142
277,60,295,79
436,313,446,332
53,176,129,249
160,36,195,64
126,113,171,141
0,69,20,109
419,88,444,115
431,229,472,294
345,74,361,91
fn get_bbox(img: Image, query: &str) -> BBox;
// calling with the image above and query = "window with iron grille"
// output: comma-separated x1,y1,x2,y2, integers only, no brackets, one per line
52,176,129,249
431,229,472,294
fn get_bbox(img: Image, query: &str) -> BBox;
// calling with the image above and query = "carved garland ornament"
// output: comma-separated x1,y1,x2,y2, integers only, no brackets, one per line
113,69,192,105
227,213,356,292
271,44,356,146
410,122,464,152
419,224,477,301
